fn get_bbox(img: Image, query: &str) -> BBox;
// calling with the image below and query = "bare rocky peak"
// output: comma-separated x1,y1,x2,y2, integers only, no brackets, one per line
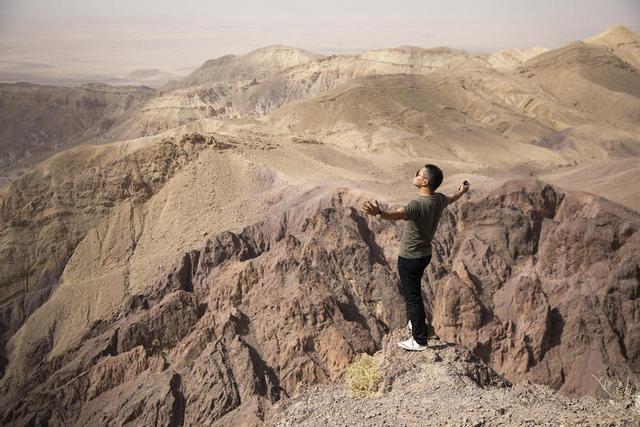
171,44,488,93
166,45,323,90
121,28,640,148
244,44,324,67
266,69,640,165
522,41,634,72
149,45,491,127
585,25,639,47
584,25,640,71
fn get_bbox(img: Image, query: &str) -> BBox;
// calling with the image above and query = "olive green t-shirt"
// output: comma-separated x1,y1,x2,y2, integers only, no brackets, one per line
399,193,449,259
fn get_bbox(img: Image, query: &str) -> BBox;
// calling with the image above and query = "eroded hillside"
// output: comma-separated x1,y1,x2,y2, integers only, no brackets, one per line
0,141,637,423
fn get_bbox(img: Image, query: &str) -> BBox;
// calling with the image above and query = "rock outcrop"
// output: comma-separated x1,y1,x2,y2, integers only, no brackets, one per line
268,329,638,426
426,179,640,397
0,188,404,425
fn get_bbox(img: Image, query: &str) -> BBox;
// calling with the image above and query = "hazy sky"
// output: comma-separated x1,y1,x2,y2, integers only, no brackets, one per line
1,0,639,84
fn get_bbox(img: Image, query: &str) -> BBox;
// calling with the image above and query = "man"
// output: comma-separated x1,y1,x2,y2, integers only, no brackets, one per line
360,164,469,351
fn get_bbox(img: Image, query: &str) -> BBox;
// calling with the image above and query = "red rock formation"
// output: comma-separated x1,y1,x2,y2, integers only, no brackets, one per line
0,179,637,425
429,179,639,397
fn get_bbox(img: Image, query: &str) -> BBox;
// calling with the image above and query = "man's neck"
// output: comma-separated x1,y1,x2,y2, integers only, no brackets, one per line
418,188,435,196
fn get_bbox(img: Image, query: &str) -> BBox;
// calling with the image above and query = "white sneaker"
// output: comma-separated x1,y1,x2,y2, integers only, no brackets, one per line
398,337,428,351
407,320,412,332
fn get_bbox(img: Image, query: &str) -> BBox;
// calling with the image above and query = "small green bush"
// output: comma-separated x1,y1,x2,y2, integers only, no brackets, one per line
346,353,382,397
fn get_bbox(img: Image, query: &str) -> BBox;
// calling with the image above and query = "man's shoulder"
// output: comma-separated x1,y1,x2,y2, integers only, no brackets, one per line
415,193,447,203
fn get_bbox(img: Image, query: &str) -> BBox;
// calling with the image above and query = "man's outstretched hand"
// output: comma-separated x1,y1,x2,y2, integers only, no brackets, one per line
459,180,470,194
361,199,382,216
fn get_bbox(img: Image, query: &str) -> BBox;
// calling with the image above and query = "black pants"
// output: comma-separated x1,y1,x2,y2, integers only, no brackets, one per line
398,255,432,346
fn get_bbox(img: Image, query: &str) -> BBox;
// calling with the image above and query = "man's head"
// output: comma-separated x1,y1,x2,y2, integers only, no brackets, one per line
413,164,443,191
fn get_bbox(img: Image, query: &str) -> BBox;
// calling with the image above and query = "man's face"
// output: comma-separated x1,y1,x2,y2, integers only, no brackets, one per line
413,168,429,188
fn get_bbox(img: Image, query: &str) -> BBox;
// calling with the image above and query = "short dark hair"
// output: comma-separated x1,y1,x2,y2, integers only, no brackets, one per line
423,164,443,191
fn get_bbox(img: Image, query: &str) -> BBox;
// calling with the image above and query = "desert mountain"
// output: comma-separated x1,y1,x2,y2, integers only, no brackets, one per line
585,25,640,71
0,128,638,424
0,82,156,170
120,25,640,142
0,24,639,426
2,26,637,178
164,45,324,90
359,46,491,71
520,41,640,133
266,69,640,167
541,158,640,211
119,45,495,139
486,46,549,71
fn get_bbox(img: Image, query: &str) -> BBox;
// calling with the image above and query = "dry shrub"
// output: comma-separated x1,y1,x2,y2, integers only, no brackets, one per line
346,353,382,397
592,372,639,414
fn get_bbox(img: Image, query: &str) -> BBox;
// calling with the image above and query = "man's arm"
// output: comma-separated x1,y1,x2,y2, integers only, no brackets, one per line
379,207,407,221
446,180,470,204
360,200,407,221
446,190,465,204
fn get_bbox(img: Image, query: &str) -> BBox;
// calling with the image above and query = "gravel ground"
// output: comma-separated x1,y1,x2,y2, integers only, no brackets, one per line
267,330,640,426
